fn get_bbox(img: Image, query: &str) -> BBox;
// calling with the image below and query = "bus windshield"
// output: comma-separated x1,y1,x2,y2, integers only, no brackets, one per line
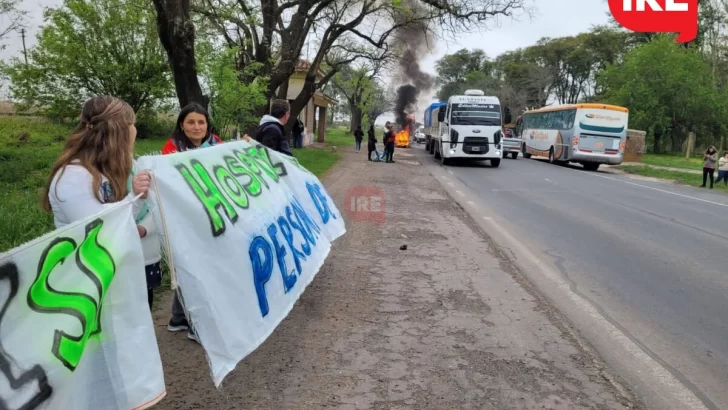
451,103,501,126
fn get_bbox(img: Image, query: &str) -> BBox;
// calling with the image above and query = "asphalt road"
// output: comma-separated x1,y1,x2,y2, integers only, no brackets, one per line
414,145,728,409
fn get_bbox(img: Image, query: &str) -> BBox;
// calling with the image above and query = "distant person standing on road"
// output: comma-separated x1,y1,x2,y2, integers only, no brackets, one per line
292,117,304,148
701,146,718,189
354,125,364,152
367,124,379,161
384,122,395,163
716,152,728,185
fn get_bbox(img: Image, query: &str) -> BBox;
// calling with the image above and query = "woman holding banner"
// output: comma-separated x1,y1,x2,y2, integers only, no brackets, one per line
44,96,154,302
44,96,151,226
161,102,230,344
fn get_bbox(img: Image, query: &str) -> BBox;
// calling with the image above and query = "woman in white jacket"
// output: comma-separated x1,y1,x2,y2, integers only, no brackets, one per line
716,152,728,186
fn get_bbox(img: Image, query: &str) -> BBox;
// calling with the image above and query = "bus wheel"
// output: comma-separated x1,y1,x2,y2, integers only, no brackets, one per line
490,158,501,168
522,144,532,159
425,140,430,152
442,155,451,166
583,162,600,171
430,141,436,155
434,143,442,159
548,147,557,164
511,152,518,159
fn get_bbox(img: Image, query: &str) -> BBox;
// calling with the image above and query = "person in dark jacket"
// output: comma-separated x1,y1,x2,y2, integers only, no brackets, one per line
384,122,395,163
354,125,364,152
367,124,379,161
255,99,293,156
292,117,304,148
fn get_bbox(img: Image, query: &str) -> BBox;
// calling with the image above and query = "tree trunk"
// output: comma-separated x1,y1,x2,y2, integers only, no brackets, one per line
350,106,363,132
719,135,725,155
685,132,696,159
151,0,206,109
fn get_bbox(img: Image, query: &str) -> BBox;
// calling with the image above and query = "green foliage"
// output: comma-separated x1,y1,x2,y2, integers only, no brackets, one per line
600,36,727,152
200,47,268,139
3,0,172,119
135,110,175,140
0,116,170,252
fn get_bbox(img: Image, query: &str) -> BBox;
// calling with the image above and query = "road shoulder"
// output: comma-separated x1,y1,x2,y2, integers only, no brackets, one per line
150,147,642,409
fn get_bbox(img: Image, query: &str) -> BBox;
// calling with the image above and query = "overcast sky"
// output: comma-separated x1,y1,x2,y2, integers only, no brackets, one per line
2,0,614,119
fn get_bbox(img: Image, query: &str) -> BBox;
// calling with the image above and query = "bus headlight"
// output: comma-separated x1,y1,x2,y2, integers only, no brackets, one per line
449,149,456,155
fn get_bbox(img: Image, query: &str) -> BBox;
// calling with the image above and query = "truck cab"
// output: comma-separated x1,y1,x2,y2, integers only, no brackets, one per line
433,90,510,167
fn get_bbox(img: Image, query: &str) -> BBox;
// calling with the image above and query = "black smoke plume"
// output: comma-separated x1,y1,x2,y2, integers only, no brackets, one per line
392,0,434,127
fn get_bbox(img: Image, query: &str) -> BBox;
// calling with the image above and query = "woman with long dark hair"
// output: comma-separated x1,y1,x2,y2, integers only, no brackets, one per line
161,102,226,343
162,103,223,154
701,146,718,189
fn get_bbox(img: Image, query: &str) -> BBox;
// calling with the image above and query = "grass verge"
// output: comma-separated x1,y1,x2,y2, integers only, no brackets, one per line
639,153,705,170
618,165,728,192
0,117,349,252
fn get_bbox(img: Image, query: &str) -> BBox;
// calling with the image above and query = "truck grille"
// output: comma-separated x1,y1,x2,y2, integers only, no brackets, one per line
463,137,489,154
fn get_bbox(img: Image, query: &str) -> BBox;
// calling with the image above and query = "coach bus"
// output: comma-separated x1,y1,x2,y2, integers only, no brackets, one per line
516,103,629,171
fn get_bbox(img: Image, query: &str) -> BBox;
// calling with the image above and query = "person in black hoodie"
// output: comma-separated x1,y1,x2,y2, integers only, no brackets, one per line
255,99,293,156
354,125,364,152
367,124,379,161
384,122,395,163
292,117,304,148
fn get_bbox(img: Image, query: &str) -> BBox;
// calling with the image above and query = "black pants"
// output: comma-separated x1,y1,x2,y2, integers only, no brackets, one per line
385,144,394,162
148,288,154,309
702,167,715,187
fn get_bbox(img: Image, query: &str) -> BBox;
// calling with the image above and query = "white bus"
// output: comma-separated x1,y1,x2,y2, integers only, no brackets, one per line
516,103,629,171
432,90,506,167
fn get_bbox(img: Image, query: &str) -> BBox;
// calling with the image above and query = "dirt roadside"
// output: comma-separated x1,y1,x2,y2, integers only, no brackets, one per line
150,147,643,410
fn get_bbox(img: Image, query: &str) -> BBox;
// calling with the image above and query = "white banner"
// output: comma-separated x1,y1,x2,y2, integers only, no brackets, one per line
138,141,345,387
0,201,166,410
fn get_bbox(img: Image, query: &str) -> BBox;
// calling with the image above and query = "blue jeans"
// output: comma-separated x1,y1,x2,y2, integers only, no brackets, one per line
355,140,362,151
717,170,728,184
294,133,303,148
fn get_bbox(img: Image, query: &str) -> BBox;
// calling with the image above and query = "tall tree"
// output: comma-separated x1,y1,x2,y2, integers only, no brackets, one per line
333,58,388,132
4,0,171,119
193,0,529,132
601,36,726,153
151,0,206,109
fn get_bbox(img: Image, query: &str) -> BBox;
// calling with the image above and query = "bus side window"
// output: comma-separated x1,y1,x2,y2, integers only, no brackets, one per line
565,109,576,129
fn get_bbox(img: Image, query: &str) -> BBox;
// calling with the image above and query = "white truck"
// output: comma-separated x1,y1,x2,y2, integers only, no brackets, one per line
430,90,509,167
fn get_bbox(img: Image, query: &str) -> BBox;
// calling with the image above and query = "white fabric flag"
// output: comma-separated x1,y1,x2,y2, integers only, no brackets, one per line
0,200,166,410
138,140,346,387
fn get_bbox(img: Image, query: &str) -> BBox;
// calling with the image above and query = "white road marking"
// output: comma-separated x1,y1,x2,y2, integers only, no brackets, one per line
479,216,708,410
448,170,454,175
456,190,465,196
467,200,475,206
545,178,553,183
447,182,455,187
441,175,449,180
587,172,728,208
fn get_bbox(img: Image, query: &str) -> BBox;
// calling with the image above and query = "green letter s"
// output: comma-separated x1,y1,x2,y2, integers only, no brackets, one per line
27,219,116,371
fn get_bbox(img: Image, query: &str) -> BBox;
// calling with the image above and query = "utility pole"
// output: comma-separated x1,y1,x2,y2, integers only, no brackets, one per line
20,28,28,64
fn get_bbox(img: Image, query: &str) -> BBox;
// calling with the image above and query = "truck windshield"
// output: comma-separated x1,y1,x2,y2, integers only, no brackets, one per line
451,103,501,126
